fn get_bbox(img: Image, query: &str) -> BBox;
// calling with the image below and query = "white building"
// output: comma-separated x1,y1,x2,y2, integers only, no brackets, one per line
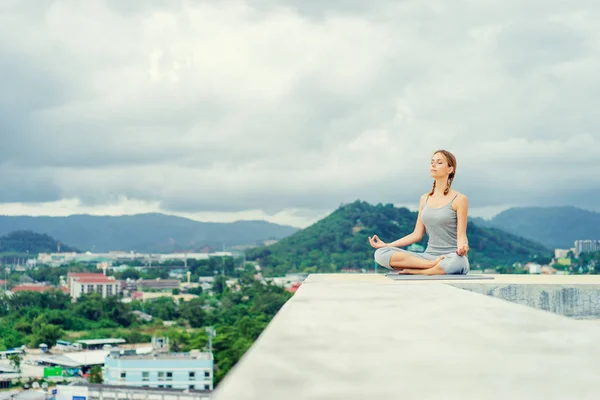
37,252,79,266
554,249,571,259
56,383,211,400
525,263,542,274
103,341,214,391
68,273,120,300
574,240,600,255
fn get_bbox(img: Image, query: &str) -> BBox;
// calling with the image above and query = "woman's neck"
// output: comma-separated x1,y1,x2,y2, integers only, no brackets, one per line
433,178,449,195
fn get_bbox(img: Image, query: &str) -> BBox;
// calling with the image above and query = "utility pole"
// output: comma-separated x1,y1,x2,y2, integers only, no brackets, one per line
221,243,225,293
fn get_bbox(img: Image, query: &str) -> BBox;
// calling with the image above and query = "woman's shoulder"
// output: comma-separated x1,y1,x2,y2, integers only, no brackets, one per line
450,190,468,206
451,190,467,199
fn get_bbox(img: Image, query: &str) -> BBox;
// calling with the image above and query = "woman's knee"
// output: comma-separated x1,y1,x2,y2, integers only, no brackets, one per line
374,247,394,268
440,254,469,275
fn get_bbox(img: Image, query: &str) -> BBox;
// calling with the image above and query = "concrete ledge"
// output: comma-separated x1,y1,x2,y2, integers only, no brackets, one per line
214,274,600,400
451,282,600,319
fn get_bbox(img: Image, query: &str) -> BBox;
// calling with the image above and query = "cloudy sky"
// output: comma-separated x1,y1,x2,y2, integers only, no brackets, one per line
1,0,599,228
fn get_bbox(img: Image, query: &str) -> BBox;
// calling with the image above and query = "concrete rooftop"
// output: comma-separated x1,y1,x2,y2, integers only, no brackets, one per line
214,274,600,400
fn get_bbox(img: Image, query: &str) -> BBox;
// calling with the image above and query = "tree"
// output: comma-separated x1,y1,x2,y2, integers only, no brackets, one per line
186,286,203,296
144,297,179,321
213,275,226,294
89,365,103,384
32,324,63,347
179,298,206,328
119,268,141,280
8,353,22,379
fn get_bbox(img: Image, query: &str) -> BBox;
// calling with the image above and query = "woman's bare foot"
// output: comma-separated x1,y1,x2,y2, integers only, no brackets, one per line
429,255,445,267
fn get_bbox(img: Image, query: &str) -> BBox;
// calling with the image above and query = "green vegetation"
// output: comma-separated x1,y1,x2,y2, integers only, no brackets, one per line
89,366,103,384
0,230,78,257
0,269,291,386
551,251,600,274
8,353,22,375
247,201,551,275
0,290,134,349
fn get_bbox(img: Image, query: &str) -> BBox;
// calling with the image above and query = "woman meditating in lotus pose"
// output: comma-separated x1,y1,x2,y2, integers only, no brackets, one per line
369,149,470,275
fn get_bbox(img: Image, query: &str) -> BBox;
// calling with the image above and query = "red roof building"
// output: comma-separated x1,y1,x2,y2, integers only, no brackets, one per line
67,272,112,286
68,273,119,300
285,282,302,294
11,285,58,293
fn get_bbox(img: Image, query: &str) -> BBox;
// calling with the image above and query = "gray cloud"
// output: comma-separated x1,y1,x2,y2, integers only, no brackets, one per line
0,165,61,203
1,0,600,222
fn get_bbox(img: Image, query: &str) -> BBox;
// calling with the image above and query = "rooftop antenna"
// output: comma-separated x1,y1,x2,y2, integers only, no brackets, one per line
206,327,216,353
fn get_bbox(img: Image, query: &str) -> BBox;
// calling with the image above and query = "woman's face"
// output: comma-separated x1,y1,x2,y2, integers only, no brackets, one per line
430,152,453,178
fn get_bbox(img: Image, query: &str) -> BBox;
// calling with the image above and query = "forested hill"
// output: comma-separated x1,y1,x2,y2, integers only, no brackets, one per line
487,206,600,249
0,214,298,253
247,201,550,276
0,230,79,255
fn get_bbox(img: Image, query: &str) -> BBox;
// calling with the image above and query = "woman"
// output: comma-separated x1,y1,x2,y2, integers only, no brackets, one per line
369,149,470,275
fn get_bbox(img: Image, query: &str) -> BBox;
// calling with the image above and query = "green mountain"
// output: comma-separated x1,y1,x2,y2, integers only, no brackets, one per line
0,214,299,253
247,201,550,275
486,206,600,250
0,230,79,255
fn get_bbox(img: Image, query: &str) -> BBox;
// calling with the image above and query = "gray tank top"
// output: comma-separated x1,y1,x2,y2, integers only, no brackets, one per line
421,194,458,255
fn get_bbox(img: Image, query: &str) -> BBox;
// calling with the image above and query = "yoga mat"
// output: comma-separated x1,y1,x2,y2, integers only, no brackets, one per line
386,273,494,280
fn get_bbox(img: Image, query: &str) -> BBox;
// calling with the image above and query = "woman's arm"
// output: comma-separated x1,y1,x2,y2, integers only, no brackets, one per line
455,194,469,256
386,194,428,247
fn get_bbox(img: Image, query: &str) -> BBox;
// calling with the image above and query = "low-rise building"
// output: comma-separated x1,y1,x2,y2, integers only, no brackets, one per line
525,262,542,274
103,338,213,391
136,279,180,291
56,383,211,400
10,284,67,294
67,273,120,300
554,249,571,259
76,338,126,351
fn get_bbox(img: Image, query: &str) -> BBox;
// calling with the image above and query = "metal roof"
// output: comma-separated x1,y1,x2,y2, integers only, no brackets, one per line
38,350,110,367
76,338,126,346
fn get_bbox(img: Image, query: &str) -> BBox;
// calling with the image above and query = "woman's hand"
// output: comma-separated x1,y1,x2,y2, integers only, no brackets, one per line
457,238,469,256
368,235,388,249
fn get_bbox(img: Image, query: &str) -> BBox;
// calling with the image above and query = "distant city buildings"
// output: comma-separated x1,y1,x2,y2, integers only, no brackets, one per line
264,273,308,288
574,240,600,256
407,243,425,252
37,251,235,267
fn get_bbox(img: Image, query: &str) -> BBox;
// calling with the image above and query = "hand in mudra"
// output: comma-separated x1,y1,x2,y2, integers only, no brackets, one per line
368,235,387,249
456,241,469,256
